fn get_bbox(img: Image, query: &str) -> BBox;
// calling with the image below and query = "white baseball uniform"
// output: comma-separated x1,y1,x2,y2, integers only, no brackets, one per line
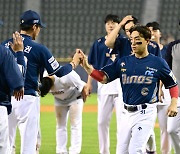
97,80,123,154
50,70,85,154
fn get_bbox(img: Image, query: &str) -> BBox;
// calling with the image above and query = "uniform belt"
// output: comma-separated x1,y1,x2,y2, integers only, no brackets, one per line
77,95,82,99
124,104,147,112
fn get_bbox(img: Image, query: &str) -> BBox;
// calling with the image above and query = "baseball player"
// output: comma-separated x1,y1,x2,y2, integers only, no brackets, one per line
1,10,82,154
105,15,161,58
40,70,87,154
146,21,172,154
105,15,161,153
80,25,179,154
86,14,123,154
0,21,24,154
165,31,180,154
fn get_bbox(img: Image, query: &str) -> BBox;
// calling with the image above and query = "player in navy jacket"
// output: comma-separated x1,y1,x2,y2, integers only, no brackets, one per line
80,25,178,154
0,20,25,154
87,14,123,154
1,10,83,154
105,15,161,58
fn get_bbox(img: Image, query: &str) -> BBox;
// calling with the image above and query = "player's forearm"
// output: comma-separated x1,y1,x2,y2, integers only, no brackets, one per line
105,23,122,48
87,75,93,85
83,60,94,75
82,58,107,83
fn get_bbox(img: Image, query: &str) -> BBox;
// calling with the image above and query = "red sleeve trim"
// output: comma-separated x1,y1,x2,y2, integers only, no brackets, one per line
169,85,179,99
90,69,105,82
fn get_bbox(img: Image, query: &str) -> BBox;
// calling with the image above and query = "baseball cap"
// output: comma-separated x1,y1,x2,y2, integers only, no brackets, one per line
146,22,160,30
0,20,3,26
20,10,46,28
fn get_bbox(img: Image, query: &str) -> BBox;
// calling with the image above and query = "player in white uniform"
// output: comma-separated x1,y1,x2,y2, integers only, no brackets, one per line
166,34,180,154
86,14,124,154
40,70,87,154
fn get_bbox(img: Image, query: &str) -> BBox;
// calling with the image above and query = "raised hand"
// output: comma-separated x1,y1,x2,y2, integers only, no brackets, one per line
119,15,134,27
9,31,24,52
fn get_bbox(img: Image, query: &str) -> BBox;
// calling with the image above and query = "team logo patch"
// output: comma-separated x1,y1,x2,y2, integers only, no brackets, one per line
51,60,59,70
121,68,126,72
121,62,125,67
48,56,55,63
169,71,177,83
141,87,149,96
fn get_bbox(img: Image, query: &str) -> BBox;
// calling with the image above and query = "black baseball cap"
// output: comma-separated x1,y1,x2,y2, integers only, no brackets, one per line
20,10,46,28
0,20,3,26
146,22,160,30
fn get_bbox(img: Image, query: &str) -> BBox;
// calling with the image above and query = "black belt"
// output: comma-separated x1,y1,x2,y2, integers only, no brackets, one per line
124,104,147,112
77,95,82,99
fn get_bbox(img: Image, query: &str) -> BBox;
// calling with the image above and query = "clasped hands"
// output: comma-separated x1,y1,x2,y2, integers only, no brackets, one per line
71,49,91,71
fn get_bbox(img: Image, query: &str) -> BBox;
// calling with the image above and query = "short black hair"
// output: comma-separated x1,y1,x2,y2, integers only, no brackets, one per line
20,24,40,31
39,77,53,97
129,25,151,41
146,21,160,30
122,16,139,31
104,14,120,24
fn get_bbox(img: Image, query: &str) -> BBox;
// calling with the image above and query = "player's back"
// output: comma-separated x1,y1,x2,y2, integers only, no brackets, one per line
2,34,59,96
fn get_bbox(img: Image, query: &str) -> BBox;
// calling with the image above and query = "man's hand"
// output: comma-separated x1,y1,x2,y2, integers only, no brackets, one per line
13,87,24,101
167,98,178,117
9,31,24,52
119,15,134,27
70,49,84,69
81,85,88,102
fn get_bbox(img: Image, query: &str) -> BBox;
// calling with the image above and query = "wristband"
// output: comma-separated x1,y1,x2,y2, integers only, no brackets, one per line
169,85,179,98
90,69,105,82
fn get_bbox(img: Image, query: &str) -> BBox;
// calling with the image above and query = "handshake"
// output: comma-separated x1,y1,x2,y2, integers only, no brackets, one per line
70,49,93,74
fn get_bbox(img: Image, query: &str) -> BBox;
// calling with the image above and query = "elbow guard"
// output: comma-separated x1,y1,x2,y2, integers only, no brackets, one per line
90,69,105,82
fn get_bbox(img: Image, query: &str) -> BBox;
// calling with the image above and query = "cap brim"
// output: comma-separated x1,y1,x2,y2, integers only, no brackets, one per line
40,22,46,28
0,20,3,26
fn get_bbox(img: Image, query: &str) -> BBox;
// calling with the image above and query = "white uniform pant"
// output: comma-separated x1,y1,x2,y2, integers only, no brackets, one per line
157,105,171,154
167,106,180,154
0,106,10,154
8,96,40,154
147,105,171,153
116,103,157,154
55,98,83,154
97,94,123,154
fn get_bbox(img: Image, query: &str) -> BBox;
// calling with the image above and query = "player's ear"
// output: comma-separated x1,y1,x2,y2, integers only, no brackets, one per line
146,38,150,44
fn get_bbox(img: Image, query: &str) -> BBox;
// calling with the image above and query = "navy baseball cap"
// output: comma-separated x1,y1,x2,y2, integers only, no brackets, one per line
20,10,46,28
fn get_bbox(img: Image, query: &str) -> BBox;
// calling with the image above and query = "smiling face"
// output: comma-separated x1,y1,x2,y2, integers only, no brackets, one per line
130,31,149,57
148,27,161,43
105,20,119,35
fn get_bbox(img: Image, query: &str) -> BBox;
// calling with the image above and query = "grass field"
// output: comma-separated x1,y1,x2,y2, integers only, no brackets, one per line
14,93,175,154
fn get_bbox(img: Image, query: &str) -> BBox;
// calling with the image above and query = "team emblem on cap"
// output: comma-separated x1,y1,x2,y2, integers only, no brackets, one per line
21,20,24,23
33,20,39,24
